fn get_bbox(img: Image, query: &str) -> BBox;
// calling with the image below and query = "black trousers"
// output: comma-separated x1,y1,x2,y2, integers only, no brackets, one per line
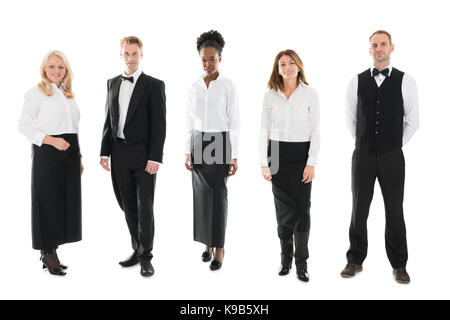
111,140,156,260
270,141,311,270
346,148,407,268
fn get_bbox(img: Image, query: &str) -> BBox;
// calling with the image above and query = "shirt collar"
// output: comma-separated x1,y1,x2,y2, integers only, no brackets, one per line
370,65,392,77
198,71,223,82
122,69,142,82
276,81,306,96
51,82,65,93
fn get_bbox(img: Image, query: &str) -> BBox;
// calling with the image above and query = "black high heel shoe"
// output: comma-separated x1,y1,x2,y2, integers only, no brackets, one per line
43,263,68,270
41,255,66,276
201,248,215,262
209,249,224,271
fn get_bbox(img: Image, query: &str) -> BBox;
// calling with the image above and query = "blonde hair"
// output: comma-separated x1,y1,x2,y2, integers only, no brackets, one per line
268,49,308,91
120,36,143,49
38,50,74,99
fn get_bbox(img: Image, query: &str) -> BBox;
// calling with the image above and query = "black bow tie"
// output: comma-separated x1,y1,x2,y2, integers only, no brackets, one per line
120,75,134,83
372,68,389,77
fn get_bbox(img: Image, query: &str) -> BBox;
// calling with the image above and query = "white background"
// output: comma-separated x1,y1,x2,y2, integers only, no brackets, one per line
0,0,448,300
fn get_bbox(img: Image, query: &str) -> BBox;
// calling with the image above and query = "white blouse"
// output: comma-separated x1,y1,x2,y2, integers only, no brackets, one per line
259,83,320,166
185,73,240,158
18,83,80,146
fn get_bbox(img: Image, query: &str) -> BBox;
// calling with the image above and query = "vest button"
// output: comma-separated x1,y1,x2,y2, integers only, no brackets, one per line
375,131,379,135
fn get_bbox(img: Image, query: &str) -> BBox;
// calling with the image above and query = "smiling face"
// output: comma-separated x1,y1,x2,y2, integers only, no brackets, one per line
200,47,221,76
121,42,143,75
278,55,299,80
44,55,66,86
369,33,394,65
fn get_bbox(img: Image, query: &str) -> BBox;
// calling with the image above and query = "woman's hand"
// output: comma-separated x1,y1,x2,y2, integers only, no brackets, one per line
261,166,272,182
228,159,238,176
43,135,70,151
185,154,193,172
302,165,315,184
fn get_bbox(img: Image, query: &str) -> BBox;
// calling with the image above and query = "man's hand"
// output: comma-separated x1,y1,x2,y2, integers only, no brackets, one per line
145,161,159,175
100,158,110,171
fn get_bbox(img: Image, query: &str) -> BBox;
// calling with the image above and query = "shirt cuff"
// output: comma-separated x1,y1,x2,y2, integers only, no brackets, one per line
100,156,109,159
306,156,317,166
148,160,162,165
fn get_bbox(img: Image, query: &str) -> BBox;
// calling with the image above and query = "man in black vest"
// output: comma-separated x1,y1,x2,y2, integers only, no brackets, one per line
341,30,419,284
100,36,166,277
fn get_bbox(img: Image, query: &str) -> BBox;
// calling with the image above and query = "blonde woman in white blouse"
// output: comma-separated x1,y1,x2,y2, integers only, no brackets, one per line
184,30,240,271
259,49,320,282
18,51,83,276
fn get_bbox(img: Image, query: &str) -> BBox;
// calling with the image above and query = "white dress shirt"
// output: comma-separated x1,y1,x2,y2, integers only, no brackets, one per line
185,73,240,158
117,69,142,139
259,83,320,167
345,65,419,146
18,83,80,146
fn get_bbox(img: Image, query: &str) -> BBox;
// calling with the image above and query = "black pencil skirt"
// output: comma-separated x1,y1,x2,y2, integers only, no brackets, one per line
269,140,311,269
191,131,231,248
31,133,82,250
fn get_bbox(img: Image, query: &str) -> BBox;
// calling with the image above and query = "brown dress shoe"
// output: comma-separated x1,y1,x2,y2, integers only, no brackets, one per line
393,268,410,284
340,263,363,278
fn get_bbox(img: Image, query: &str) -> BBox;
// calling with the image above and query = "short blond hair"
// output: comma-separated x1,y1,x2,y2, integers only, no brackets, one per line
120,36,143,49
369,30,392,44
38,50,74,99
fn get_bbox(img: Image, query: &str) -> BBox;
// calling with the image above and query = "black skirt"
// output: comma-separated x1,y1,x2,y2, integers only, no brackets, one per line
269,140,311,232
191,131,231,248
31,134,82,250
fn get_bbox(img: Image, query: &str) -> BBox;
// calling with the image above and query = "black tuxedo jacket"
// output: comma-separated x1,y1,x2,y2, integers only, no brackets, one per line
100,73,166,163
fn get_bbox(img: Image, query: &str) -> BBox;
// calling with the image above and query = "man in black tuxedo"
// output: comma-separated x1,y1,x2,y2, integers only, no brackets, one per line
100,36,166,277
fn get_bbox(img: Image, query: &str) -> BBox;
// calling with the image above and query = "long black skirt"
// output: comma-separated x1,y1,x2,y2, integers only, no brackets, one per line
269,140,311,234
191,131,231,248
31,134,82,250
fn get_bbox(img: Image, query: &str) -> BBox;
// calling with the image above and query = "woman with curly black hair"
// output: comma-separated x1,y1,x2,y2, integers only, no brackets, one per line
184,30,240,271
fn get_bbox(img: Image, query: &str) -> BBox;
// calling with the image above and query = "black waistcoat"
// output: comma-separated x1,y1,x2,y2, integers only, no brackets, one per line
356,68,404,153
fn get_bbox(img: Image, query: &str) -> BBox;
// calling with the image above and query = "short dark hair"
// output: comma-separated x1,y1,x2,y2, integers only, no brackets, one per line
120,36,143,49
369,30,392,44
196,30,225,54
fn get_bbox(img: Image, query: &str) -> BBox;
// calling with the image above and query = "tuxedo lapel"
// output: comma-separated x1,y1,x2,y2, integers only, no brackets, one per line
110,77,122,128
124,74,146,129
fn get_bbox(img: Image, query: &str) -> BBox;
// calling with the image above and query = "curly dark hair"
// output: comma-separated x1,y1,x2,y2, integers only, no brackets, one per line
196,30,225,54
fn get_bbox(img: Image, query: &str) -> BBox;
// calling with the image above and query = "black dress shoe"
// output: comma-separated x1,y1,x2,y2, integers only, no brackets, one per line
140,260,154,277
278,264,292,276
297,269,309,282
201,249,214,262
119,251,139,267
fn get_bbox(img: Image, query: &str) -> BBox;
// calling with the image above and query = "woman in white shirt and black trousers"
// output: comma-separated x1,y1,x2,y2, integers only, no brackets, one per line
185,30,240,271
259,50,320,282
19,51,83,276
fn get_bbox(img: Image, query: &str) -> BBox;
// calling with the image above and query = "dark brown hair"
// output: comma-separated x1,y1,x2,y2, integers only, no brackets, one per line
268,49,308,91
